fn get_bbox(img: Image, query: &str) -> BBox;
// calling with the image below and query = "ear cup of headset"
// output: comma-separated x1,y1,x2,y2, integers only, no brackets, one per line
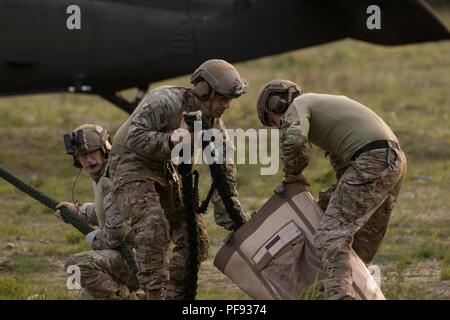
192,81,211,101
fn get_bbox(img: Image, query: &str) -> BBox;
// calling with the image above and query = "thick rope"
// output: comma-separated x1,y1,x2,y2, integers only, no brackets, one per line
178,113,248,299
0,165,140,291
178,163,201,300
199,120,246,230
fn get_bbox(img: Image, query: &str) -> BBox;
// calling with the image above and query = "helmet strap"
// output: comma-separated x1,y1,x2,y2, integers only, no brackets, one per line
193,89,215,119
208,90,216,111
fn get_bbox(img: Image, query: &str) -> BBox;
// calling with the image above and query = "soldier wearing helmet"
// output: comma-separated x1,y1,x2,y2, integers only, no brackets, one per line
55,124,138,299
108,59,248,299
257,80,407,299
62,124,111,177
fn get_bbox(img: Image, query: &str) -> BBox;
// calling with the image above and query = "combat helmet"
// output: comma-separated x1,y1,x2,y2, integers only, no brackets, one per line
256,80,302,126
190,59,248,100
63,124,112,168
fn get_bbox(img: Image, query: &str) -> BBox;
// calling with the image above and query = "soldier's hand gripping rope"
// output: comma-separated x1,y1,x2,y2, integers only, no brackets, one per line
0,165,140,291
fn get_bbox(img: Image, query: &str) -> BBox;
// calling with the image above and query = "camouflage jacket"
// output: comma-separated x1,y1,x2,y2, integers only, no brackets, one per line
109,86,245,229
78,169,131,250
279,109,311,177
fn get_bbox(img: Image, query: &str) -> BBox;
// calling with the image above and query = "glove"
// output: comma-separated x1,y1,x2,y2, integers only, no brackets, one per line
222,220,237,231
317,184,336,212
282,173,311,186
55,202,78,223
85,230,101,248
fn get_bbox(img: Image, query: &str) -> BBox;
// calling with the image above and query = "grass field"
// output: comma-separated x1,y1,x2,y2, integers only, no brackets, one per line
0,10,449,300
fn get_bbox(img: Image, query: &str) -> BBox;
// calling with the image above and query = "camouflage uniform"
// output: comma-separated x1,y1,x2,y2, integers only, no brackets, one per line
109,86,243,299
314,147,406,299
258,87,407,300
62,124,136,300
63,171,136,300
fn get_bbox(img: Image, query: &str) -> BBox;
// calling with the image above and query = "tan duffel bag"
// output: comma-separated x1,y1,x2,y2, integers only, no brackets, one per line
214,182,385,300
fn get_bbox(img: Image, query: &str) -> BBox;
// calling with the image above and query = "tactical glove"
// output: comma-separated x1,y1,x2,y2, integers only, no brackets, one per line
85,229,101,248
55,202,79,223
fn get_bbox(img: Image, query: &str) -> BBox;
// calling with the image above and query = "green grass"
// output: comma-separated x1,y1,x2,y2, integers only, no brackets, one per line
0,256,73,300
0,8,449,300
441,256,450,281
0,278,37,300
29,243,89,257
0,277,74,300
412,239,449,260
383,256,426,300
5,255,56,275
65,231,84,245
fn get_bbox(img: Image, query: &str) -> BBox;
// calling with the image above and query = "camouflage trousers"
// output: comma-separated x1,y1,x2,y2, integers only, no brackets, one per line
314,145,406,299
114,177,209,300
65,250,136,299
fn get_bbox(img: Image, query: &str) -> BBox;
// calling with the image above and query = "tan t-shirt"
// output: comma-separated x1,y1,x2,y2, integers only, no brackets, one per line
283,93,398,162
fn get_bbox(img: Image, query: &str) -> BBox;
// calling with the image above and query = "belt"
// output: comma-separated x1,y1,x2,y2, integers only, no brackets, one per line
351,140,390,161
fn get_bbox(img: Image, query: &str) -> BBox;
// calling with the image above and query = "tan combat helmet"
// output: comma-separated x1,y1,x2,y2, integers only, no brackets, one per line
190,59,248,100
256,79,302,126
63,124,112,168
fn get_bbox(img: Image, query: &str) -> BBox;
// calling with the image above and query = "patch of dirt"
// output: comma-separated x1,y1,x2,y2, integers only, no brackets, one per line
379,260,450,299
198,247,248,298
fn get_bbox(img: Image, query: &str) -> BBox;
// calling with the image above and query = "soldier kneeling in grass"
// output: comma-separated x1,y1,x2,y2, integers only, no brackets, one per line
55,124,138,299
